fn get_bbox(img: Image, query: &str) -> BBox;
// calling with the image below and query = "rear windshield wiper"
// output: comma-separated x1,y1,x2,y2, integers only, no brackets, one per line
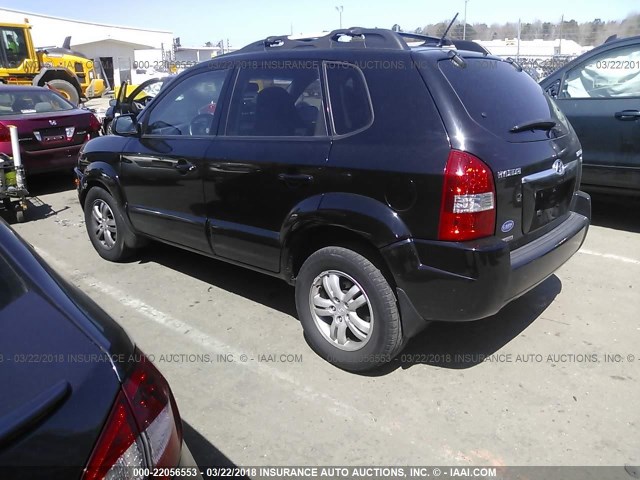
510,119,557,133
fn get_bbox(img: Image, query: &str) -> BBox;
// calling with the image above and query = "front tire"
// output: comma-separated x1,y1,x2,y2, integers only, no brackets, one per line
295,246,404,372
84,187,135,262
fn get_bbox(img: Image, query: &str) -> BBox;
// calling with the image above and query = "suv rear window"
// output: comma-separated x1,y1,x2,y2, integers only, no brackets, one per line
438,58,565,142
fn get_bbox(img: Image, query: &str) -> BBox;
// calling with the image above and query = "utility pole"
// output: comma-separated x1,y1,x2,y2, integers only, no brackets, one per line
463,0,469,40
559,14,563,56
335,5,344,29
517,18,521,61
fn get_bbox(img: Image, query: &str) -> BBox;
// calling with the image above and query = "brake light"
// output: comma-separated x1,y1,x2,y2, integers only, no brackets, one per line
0,122,10,142
83,350,182,480
88,113,101,133
438,150,496,241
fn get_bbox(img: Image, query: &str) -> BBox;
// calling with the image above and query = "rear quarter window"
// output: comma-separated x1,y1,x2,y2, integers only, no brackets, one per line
324,62,374,136
438,58,566,142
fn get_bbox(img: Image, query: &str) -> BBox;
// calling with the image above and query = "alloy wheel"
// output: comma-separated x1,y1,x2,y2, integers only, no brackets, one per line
308,270,374,351
90,199,117,249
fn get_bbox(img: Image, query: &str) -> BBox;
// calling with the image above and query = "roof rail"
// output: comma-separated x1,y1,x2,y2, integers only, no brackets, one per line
397,32,443,45
234,27,410,54
398,32,490,55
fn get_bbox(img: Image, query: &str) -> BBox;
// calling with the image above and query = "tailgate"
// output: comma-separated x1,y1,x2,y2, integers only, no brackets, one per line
492,139,583,247
419,53,584,246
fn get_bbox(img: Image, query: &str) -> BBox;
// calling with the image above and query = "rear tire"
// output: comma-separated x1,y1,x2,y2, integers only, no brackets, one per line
46,79,80,105
84,187,136,262
295,246,404,372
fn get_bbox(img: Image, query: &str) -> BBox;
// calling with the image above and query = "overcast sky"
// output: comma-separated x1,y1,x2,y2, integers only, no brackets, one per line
2,0,638,48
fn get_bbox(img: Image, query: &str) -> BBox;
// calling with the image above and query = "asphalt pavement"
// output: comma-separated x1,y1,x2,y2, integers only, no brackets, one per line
6,173,640,473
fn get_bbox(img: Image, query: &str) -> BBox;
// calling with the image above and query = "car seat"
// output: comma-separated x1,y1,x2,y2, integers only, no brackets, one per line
12,97,35,113
254,87,302,136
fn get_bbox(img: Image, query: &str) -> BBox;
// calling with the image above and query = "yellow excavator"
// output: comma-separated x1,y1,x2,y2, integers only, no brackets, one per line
0,20,108,104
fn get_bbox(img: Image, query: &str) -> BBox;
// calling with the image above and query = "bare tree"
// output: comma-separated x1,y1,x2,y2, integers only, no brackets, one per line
414,13,640,45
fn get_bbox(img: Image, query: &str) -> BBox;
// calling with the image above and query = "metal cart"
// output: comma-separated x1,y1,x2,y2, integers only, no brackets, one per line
0,125,29,223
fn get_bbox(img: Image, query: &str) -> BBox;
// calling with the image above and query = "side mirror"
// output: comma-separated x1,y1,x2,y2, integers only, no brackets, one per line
109,98,117,107
113,114,140,137
543,79,561,98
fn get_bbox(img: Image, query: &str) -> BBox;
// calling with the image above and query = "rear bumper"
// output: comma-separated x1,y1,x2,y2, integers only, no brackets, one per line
382,191,590,333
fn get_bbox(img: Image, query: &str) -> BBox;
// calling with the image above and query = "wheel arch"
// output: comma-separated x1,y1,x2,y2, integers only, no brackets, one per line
80,164,145,250
79,162,125,208
281,193,412,283
281,193,428,339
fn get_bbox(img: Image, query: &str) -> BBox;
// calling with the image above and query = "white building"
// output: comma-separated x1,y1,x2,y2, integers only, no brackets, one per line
477,38,593,58
175,46,220,63
0,7,174,87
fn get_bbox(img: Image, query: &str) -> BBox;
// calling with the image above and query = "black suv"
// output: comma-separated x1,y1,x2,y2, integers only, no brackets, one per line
75,28,591,371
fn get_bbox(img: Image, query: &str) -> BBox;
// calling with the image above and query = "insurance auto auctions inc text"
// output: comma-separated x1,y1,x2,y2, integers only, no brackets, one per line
253,466,497,478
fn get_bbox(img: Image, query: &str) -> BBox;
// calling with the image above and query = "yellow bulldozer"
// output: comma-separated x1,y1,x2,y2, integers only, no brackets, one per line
0,21,108,104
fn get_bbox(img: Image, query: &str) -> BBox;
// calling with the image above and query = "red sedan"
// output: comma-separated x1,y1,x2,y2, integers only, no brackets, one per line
0,85,101,175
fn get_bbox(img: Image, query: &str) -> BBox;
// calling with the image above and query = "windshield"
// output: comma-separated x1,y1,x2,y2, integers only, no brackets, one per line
0,89,75,116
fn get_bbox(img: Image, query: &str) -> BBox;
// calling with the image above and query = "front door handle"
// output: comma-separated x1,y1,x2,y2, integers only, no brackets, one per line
174,160,196,173
614,110,640,121
278,173,314,186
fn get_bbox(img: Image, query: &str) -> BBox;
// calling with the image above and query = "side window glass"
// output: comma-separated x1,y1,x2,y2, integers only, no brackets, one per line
226,62,326,137
145,69,229,136
1,28,29,68
140,81,163,99
544,79,560,98
325,62,373,135
561,44,640,99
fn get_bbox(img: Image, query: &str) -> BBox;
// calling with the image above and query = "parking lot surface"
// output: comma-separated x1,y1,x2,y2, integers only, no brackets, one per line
8,174,640,469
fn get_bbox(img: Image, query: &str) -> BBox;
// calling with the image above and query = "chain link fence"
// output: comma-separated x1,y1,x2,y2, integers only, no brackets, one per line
501,55,579,81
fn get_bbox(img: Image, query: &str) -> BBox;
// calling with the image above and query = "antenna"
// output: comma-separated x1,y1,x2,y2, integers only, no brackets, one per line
437,12,459,47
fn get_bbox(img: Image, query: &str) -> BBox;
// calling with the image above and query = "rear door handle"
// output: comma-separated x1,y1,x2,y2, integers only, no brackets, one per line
614,110,640,121
174,160,196,173
278,173,314,186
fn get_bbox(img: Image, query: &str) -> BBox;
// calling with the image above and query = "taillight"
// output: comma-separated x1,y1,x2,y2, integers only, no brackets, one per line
438,149,496,242
83,350,182,480
0,122,10,142
82,392,145,480
89,113,102,132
